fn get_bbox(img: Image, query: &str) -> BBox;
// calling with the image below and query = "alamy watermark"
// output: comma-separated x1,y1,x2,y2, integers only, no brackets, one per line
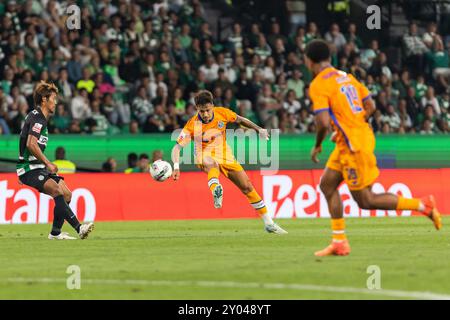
366,5,381,30
66,265,81,290
171,126,280,174
366,265,381,290
66,5,81,30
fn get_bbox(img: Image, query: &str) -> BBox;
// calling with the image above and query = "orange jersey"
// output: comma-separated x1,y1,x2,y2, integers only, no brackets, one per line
310,66,372,152
176,106,238,162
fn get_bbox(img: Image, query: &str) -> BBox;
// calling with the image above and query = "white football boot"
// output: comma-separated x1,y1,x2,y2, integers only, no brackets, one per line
212,184,224,209
265,223,288,235
48,232,76,240
79,222,95,239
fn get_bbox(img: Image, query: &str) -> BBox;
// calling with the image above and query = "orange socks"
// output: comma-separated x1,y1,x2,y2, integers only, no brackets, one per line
245,189,268,215
396,196,421,211
331,218,347,242
208,167,220,192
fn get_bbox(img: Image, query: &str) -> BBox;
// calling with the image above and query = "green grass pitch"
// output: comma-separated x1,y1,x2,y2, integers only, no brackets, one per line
0,217,449,300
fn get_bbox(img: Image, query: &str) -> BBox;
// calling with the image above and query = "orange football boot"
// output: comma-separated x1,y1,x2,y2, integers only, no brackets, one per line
421,195,442,230
314,240,351,257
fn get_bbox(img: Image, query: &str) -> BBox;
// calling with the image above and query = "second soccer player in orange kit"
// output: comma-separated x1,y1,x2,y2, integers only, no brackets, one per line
171,90,287,234
305,40,442,256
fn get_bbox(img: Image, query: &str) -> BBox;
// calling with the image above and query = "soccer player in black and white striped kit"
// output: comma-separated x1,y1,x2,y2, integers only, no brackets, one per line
17,81,94,240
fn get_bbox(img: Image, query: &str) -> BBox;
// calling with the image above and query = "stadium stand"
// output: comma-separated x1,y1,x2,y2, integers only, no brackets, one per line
0,0,449,137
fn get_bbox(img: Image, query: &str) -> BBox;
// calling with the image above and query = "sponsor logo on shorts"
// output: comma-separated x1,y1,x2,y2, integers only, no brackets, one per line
38,175,44,181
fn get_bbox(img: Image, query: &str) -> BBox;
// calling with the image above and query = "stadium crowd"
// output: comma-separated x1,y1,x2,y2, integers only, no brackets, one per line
0,0,449,136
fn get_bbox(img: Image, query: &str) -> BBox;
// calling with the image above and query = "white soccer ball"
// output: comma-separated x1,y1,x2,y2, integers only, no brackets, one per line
149,160,173,182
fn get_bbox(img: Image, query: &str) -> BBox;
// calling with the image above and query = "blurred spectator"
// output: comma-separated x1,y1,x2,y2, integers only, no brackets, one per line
423,22,440,49
10,100,28,133
0,87,11,134
68,119,82,134
405,87,420,128
143,104,172,133
102,157,117,172
228,23,243,55
254,34,272,62
70,88,91,121
267,21,287,49
124,152,138,173
403,22,428,77
361,40,379,69
426,39,450,91
325,23,347,52
50,103,71,134
86,100,109,135
345,23,363,50
257,84,281,130
131,153,150,173
287,69,304,99
420,119,434,134
56,68,74,104
129,120,140,134
199,55,219,83
76,67,95,94
418,105,439,133
67,50,83,84
398,99,413,132
152,150,164,162
382,104,401,132
421,87,441,116
305,22,320,45
283,90,301,114
132,86,154,126
414,75,428,99
53,147,76,174
371,109,383,133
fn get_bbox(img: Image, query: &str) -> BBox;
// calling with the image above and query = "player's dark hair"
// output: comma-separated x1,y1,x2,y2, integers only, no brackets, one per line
127,152,138,167
194,90,214,106
305,40,331,64
139,153,149,160
33,80,58,106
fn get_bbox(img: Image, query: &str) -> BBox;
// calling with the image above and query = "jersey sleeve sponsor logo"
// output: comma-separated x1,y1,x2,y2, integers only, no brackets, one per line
178,131,187,141
218,120,224,129
32,123,43,134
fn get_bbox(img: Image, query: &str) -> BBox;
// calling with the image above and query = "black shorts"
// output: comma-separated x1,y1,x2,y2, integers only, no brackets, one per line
18,169,64,193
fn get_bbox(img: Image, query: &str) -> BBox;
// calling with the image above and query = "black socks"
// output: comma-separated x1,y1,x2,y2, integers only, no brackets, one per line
53,195,81,234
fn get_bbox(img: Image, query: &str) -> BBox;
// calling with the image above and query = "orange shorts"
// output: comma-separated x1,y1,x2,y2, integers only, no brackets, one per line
196,153,244,178
326,135,379,191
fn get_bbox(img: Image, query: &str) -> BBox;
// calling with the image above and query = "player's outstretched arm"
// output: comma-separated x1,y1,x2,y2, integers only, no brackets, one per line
311,111,331,163
235,115,269,140
171,143,182,180
26,135,58,173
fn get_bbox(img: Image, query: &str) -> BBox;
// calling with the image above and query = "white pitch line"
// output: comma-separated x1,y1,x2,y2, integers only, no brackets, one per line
4,277,450,300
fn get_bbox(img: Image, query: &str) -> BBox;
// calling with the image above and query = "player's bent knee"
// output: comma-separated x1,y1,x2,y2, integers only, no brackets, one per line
51,186,64,198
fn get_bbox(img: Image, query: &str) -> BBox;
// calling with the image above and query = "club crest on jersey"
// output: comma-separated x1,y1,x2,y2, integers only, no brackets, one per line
32,123,42,134
218,121,224,129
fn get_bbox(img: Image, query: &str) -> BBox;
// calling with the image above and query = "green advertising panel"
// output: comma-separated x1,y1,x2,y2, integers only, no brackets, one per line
1,134,449,172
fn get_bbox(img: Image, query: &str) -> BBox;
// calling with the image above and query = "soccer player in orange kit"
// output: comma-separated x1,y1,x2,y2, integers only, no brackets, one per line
305,40,442,256
171,90,287,234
